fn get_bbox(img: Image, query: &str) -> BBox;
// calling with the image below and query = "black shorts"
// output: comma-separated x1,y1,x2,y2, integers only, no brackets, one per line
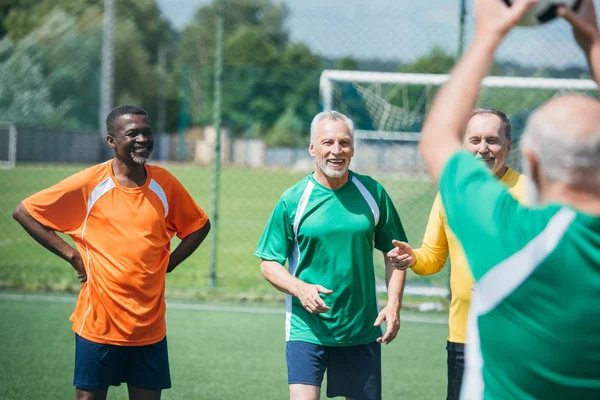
446,341,465,400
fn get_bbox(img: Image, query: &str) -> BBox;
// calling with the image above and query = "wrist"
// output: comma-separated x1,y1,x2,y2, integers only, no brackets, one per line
65,248,80,264
386,300,402,313
290,279,304,297
410,253,417,268
472,31,503,52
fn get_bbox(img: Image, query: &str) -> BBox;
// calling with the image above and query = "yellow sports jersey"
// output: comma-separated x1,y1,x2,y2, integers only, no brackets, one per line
412,167,527,343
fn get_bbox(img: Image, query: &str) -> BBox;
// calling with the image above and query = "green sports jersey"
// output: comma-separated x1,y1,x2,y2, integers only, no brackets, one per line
439,151,600,400
255,171,407,346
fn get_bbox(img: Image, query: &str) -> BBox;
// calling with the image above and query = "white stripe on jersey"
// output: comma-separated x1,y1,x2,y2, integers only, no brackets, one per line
149,179,169,218
352,176,380,226
461,207,577,400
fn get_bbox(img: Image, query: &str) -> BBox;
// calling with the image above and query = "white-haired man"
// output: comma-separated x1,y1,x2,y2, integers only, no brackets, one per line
255,110,408,400
415,0,600,398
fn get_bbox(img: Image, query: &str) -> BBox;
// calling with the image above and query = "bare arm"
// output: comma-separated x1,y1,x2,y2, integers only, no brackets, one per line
559,0,600,88
384,254,406,311
260,259,332,314
419,0,537,183
373,253,406,345
167,220,211,273
12,203,86,281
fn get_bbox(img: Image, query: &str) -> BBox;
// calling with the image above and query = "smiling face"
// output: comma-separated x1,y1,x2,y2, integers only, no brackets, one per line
309,118,354,184
464,113,511,178
107,114,154,165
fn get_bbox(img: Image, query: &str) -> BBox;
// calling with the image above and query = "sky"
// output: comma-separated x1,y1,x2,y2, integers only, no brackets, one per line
155,0,595,69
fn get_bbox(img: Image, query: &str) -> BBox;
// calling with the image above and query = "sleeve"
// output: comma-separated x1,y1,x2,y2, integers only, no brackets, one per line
21,174,89,234
439,151,536,280
166,176,209,239
254,198,294,266
373,185,408,253
412,194,449,276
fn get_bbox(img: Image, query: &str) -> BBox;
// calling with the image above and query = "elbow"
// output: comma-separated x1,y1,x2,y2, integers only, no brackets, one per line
260,262,270,280
12,203,25,223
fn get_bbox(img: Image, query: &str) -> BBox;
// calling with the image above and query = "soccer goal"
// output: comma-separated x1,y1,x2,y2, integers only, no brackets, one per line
320,70,598,301
320,70,598,177
0,123,17,169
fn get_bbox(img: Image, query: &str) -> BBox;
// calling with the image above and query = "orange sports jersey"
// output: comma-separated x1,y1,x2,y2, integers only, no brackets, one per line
22,160,208,346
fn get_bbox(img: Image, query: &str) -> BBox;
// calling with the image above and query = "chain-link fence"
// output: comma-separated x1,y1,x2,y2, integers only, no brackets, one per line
0,0,598,304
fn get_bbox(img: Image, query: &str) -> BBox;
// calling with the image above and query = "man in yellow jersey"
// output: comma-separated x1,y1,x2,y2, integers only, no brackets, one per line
388,107,527,400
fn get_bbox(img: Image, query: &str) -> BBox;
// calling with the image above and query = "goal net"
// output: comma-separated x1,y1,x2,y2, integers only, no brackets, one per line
320,70,598,303
0,123,17,169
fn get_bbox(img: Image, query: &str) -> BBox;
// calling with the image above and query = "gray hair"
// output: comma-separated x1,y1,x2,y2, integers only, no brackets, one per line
521,110,600,185
472,107,512,141
310,110,355,143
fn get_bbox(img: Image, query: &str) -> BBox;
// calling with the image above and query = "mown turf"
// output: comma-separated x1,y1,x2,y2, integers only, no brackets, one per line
0,164,446,298
0,293,447,399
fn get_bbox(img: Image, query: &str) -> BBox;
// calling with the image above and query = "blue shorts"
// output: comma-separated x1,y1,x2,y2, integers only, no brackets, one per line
73,334,171,391
286,340,381,400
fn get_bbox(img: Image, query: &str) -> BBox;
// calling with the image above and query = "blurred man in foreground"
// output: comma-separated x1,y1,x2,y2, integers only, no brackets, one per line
389,107,527,400
417,0,600,398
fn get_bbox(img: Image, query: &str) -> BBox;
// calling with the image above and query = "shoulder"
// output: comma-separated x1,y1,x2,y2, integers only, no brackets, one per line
147,163,178,181
59,162,109,191
279,175,313,204
146,164,185,194
350,171,387,196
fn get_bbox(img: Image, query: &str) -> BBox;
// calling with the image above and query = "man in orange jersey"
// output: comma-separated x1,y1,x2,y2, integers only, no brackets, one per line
12,105,211,400
387,107,527,400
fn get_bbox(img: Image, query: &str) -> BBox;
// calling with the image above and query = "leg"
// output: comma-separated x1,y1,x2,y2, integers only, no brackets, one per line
327,342,381,400
75,388,108,400
127,385,161,400
286,341,328,400
446,341,465,400
290,384,320,400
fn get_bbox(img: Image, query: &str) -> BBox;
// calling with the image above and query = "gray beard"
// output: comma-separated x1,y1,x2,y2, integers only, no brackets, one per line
315,159,349,178
130,151,147,165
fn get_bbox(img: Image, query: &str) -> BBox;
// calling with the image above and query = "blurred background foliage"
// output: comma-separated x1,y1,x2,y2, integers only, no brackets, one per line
1,0,593,147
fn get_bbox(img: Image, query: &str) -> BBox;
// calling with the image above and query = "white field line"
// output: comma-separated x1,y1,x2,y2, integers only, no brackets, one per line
0,293,448,325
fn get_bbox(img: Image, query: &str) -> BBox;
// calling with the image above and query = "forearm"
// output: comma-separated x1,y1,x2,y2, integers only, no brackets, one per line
411,248,446,276
419,35,501,182
385,257,406,311
584,39,600,88
12,203,80,268
168,221,211,273
261,260,304,297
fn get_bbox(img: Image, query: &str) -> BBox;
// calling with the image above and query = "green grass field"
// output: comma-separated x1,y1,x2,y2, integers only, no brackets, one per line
0,292,448,399
0,163,446,299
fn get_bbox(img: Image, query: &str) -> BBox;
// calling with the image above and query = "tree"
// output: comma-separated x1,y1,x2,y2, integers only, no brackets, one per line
179,0,321,143
2,0,180,132
399,47,456,74
335,57,359,71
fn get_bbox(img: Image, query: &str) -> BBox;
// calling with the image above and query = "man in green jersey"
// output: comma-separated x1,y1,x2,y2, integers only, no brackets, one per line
255,110,408,400
417,0,600,398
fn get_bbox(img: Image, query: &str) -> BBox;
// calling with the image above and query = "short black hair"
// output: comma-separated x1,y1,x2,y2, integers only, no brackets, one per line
106,105,148,137
472,107,512,141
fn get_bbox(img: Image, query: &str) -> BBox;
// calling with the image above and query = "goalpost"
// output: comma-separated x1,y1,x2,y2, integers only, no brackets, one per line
320,70,598,301
320,70,597,177
0,123,17,169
